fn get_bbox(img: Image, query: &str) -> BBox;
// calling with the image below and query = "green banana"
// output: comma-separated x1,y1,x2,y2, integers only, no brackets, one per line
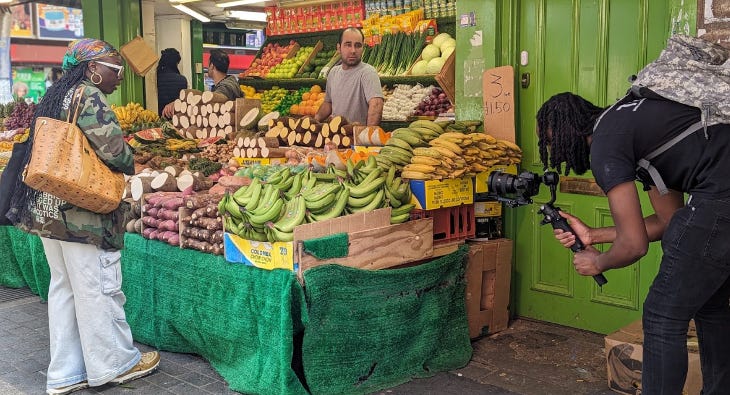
359,155,379,174
225,196,244,220
303,182,342,202
272,172,294,191
384,186,402,208
243,180,263,212
349,188,384,213
347,176,385,198
385,164,396,186
247,197,284,226
409,119,444,134
284,171,304,200
390,212,411,224
299,173,317,195
309,187,349,222
391,128,427,147
218,193,230,216
312,172,339,181
246,224,269,242
305,190,337,212
391,203,415,217
273,195,306,233
346,158,356,179
265,223,294,242
266,166,290,185
386,136,414,152
347,188,378,208
397,182,411,205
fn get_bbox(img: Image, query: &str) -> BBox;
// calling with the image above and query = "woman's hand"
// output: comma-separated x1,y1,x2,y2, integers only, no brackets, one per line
572,245,603,276
553,210,592,248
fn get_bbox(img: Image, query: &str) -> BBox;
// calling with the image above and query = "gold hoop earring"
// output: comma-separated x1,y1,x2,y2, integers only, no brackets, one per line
90,71,103,85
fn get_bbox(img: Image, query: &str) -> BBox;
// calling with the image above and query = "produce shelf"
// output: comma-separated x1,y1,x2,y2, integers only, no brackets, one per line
239,75,438,91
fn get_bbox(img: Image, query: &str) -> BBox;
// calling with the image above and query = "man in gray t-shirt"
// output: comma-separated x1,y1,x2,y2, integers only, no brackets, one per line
315,28,383,126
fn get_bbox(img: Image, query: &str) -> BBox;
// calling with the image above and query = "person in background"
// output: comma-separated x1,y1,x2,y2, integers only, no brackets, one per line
314,27,383,126
0,38,160,395
157,48,188,118
12,81,28,99
46,67,64,89
537,91,730,394
207,49,243,100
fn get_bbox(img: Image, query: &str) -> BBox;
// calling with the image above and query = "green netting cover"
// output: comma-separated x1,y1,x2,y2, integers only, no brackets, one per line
302,232,348,260
121,234,309,395
0,225,50,299
301,245,472,395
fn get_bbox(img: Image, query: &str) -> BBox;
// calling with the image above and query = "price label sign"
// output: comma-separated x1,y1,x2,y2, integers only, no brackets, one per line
482,66,515,143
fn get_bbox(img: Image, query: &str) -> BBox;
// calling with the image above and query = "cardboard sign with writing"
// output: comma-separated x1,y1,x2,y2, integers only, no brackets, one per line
482,66,515,143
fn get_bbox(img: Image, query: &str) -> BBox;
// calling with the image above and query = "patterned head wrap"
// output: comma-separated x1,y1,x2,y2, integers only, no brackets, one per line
62,38,120,71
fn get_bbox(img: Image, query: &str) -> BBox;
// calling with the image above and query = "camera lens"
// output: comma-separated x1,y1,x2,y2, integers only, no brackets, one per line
487,171,519,195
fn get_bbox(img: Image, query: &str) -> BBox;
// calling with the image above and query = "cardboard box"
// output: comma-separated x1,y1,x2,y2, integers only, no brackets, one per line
410,177,474,210
224,233,297,271
224,208,435,280
465,239,513,338
605,320,701,395
474,164,518,194
120,36,158,76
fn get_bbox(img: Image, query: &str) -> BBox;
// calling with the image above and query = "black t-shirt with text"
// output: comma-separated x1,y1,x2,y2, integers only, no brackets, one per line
590,94,730,198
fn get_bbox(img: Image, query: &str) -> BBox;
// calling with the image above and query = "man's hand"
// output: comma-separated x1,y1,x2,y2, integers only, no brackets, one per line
162,102,175,119
553,210,592,248
573,246,603,276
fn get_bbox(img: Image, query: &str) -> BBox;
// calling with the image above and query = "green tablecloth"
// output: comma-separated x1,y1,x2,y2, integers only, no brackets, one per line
0,226,50,300
0,228,472,394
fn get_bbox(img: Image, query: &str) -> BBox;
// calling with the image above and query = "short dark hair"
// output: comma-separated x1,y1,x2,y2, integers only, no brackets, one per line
209,49,230,73
338,27,364,44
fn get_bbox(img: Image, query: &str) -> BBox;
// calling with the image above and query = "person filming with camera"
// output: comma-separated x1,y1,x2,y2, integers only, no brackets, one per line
535,36,730,394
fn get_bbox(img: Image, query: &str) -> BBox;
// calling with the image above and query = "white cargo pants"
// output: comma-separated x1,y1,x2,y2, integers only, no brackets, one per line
41,237,140,389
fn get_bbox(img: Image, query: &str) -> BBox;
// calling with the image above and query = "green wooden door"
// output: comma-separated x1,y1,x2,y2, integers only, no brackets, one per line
512,0,694,333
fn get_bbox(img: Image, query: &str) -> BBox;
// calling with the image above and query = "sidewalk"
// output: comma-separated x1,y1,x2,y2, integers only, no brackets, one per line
0,286,614,395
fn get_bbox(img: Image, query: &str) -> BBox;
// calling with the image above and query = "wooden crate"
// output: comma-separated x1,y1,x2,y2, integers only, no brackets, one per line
434,51,455,104
296,40,324,75
465,238,513,339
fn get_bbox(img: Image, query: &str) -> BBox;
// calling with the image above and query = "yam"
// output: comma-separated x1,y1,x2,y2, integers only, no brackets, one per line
130,176,154,201
201,91,228,104
150,172,179,192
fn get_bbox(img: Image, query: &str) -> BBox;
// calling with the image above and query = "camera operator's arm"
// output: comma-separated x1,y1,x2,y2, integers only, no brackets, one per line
555,184,682,249
580,181,683,275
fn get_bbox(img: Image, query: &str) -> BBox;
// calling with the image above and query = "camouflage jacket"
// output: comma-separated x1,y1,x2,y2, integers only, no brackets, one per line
17,81,134,250
213,75,243,100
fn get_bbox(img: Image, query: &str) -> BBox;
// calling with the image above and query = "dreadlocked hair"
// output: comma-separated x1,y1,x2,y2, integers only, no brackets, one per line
33,62,88,123
536,92,606,176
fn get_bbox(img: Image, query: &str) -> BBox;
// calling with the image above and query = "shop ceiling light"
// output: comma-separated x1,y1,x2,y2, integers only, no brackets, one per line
171,3,211,23
226,10,267,22
216,0,262,7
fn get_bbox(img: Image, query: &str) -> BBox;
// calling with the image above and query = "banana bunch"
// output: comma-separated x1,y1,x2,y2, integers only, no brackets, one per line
112,102,159,132
343,157,413,224
166,138,198,151
375,119,446,172
397,120,523,180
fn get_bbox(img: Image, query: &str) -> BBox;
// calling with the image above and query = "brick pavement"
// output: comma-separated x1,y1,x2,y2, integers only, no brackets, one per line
0,287,614,395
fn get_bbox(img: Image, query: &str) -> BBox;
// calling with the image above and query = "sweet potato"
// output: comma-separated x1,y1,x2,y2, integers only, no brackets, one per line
141,216,160,228
217,175,251,189
167,233,180,246
157,219,178,232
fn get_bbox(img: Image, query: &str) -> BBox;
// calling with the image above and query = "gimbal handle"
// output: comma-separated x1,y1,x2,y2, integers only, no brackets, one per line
539,203,608,287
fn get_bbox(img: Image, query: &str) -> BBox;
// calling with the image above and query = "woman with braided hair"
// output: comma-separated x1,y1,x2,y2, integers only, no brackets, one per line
0,38,159,395
537,91,730,394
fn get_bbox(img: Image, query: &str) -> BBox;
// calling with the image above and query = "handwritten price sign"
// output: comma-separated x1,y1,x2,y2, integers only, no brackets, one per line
482,66,515,142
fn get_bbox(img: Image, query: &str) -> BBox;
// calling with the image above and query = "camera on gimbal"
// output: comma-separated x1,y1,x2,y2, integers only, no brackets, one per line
485,169,608,286
486,170,560,208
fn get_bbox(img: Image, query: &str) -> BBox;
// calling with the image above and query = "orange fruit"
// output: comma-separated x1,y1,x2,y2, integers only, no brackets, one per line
311,85,322,94
302,92,311,101
290,104,299,114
